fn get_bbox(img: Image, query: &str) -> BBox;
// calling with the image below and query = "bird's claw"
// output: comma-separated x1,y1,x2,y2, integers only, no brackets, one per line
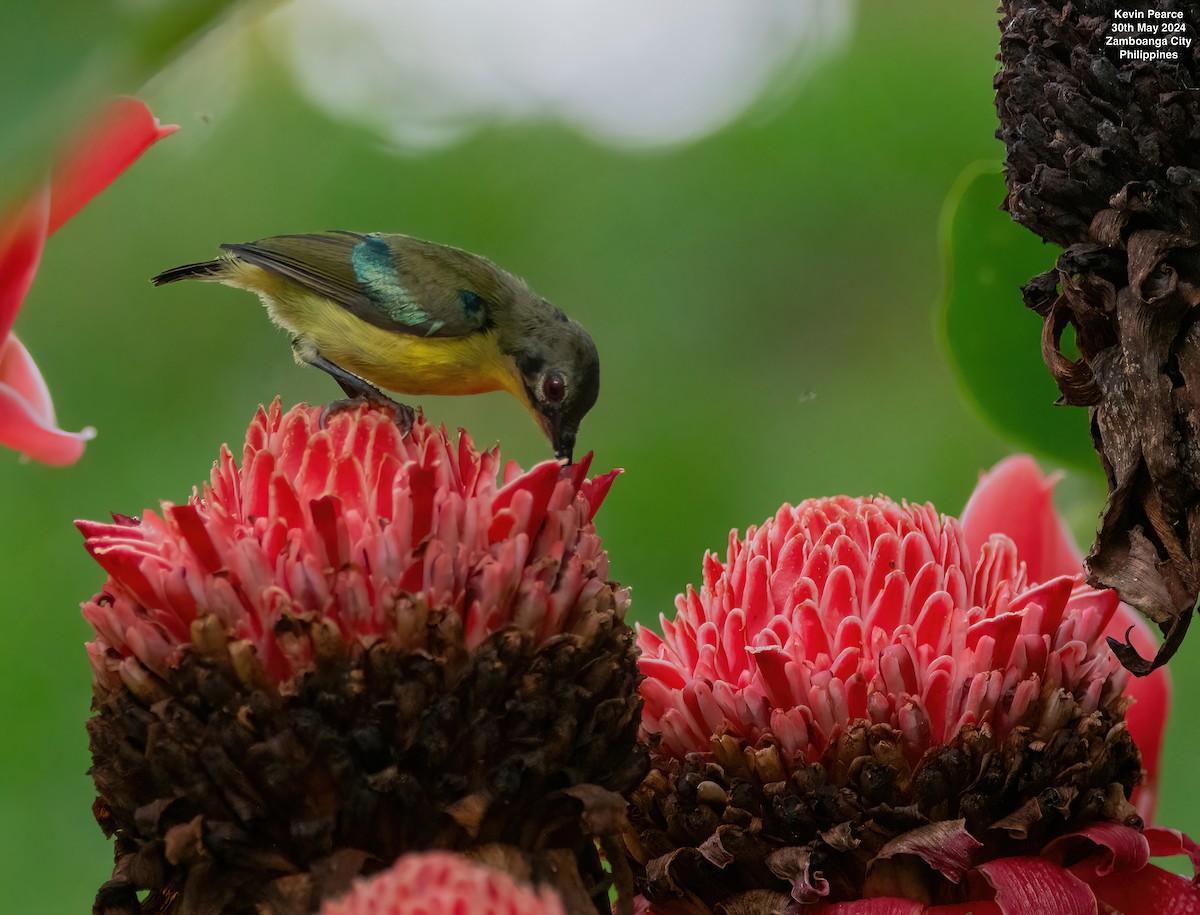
320,394,415,433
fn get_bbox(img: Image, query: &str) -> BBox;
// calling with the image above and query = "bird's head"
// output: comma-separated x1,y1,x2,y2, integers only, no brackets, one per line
511,316,599,464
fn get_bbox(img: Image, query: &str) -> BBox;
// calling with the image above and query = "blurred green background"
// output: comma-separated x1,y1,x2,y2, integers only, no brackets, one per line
3,3,1196,911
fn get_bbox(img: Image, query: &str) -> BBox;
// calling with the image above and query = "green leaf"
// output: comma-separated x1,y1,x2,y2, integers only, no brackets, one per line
939,162,1101,476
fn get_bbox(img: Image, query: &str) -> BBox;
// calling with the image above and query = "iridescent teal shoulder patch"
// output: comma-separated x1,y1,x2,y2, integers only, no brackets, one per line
458,289,484,320
352,236,444,334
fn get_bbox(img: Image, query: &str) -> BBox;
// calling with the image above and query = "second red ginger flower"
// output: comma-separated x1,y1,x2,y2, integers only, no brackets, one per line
630,456,1184,914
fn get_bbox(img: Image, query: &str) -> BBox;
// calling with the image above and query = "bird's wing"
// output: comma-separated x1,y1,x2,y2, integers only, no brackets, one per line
221,232,491,338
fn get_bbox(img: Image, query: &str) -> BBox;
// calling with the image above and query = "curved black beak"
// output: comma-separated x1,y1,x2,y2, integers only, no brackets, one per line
552,425,577,465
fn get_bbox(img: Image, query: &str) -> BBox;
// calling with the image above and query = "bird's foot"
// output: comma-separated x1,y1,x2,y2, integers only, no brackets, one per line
320,393,415,433
295,347,415,433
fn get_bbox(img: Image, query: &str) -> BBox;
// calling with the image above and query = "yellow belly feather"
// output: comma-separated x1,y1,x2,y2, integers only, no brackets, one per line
226,261,523,399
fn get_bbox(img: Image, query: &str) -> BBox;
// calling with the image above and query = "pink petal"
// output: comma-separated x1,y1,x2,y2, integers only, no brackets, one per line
0,334,94,465
1,330,60,436
0,99,173,467
1082,864,1200,914
1145,827,1200,877
1042,821,1149,876
580,466,621,520
319,851,567,915
960,455,1082,579
806,899,925,915
973,856,1096,915
492,459,560,535
46,97,178,236
0,186,48,341
875,820,983,884
1051,825,1200,912
962,456,1171,823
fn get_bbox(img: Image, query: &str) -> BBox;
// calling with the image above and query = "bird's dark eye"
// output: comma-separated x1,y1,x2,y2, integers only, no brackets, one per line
542,371,566,403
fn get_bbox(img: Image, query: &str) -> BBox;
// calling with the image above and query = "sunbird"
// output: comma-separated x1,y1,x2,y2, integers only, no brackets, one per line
153,232,599,463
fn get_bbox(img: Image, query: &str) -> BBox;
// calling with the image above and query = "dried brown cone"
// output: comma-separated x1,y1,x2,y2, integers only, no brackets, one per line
995,0,1200,672
627,705,1141,913
82,403,647,915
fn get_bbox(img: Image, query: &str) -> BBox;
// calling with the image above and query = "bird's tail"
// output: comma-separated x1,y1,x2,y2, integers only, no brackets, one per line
150,259,226,286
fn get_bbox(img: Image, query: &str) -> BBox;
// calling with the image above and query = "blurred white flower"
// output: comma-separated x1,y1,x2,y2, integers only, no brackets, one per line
268,0,853,148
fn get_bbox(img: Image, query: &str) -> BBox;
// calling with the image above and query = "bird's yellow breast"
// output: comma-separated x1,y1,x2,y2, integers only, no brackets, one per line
229,262,524,399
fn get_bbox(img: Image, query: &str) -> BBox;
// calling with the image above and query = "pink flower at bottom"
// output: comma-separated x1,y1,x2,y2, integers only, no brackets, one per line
319,852,567,915
0,98,175,465
630,456,1197,915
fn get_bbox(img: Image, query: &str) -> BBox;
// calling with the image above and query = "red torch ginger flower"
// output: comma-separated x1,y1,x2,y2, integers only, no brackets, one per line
82,400,619,689
319,852,566,915
959,454,1169,823
81,401,643,915
628,457,1195,914
0,98,175,465
639,494,1124,762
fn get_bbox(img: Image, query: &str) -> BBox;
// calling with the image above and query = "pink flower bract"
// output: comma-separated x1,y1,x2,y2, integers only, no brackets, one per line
959,454,1170,822
0,98,175,465
80,400,621,692
319,852,566,915
797,824,1200,915
638,487,1127,763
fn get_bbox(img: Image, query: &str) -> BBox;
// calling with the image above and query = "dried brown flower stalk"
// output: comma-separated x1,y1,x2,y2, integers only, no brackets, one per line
995,0,1200,672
